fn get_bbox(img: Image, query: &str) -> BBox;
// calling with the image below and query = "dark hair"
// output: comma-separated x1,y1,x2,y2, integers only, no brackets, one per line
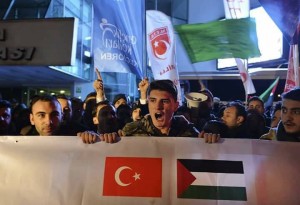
56,94,70,100
247,96,264,107
227,101,247,119
92,100,110,117
281,87,300,101
116,104,132,128
29,95,59,113
148,80,178,101
97,104,119,134
131,102,141,111
84,92,96,103
203,120,228,138
71,97,83,103
272,101,282,115
131,101,149,117
234,99,245,106
246,109,267,139
113,94,127,106
176,105,191,115
70,97,83,108
131,102,142,115
0,100,12,109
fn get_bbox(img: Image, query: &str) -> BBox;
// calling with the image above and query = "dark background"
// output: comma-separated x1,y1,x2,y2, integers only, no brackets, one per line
188,79,285,102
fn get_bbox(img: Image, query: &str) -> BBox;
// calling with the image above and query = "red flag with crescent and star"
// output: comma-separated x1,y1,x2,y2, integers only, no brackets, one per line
102,157,162,197
146,10,182,104
149,27,170,60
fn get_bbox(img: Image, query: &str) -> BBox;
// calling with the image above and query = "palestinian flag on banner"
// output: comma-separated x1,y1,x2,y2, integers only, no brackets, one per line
177,159,247,201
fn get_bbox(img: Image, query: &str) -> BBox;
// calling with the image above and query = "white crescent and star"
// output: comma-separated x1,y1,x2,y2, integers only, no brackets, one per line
114,166,141,187
153,40,170,60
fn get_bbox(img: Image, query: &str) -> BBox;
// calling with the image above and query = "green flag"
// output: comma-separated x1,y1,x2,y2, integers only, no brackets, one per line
259,77,280,103
175,18,261,63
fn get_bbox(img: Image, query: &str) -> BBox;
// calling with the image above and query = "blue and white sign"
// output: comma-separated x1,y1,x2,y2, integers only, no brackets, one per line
93,0,144,78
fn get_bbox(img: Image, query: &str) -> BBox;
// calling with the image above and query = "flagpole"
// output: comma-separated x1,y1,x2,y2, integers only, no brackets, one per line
225,0,255,101
244,1,252,104
244,59,248,104
293,25,299,87
143,0,147,79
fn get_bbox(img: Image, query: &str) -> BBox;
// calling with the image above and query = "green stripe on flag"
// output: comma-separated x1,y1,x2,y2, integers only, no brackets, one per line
175,18,261,63
259,77,280,103
179,185,247,201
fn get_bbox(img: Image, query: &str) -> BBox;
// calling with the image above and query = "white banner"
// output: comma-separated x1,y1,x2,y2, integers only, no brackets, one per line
146,10,182,103
0,136,300,205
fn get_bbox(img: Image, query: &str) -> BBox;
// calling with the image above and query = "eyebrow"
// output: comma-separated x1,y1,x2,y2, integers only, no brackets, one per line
282,107,300,110
149,97,170,101
35,111,60,115
34,111,46,115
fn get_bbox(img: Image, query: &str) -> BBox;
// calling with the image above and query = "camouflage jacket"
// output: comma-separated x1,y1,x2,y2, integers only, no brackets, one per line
260,121,300,142
122,114,199,137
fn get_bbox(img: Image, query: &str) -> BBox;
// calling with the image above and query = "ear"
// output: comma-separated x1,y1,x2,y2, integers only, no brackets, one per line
237,116,244,124
30,114,35,125
93,116,99,125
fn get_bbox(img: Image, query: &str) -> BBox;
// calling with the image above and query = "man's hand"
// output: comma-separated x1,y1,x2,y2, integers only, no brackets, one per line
78,131,121,144
93,68,105,101
198,131,220,143
118,129,125,137
99,133,120,143
138,78,149,100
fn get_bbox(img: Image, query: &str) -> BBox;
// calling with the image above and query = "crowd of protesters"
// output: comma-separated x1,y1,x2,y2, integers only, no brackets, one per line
0,71,299,143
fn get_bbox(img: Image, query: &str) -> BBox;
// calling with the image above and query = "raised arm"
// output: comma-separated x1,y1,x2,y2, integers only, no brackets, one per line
138,77,149,104
93,68,106,102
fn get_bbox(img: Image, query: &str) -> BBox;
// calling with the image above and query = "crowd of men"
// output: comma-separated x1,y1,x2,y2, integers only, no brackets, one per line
0,73,299,144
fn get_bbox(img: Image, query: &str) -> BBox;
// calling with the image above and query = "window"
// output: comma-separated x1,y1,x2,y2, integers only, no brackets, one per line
218,6,288,70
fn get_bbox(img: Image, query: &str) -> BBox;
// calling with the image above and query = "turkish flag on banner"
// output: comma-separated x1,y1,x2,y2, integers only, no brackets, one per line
103,157,162,197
